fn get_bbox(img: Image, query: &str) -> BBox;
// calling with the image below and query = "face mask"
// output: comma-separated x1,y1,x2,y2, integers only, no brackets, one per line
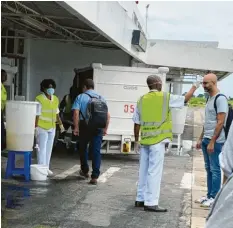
47,88,55,95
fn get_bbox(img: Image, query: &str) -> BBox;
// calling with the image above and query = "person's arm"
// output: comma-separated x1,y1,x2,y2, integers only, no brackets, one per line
134,123,140,142
72,95,81,136
103,112,110,135
207,96,228,153
196,127,204,149
169,84,199,109
132,105,141,141
184,85,198,103
59,95,67,112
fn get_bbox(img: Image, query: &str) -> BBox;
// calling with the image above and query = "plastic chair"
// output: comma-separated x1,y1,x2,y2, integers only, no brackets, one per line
5,151,32,181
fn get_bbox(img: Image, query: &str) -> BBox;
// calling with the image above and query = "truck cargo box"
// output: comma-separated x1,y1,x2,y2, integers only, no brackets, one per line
74,63,169,154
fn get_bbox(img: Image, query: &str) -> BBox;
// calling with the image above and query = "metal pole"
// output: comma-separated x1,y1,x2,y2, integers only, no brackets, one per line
146,4,150,34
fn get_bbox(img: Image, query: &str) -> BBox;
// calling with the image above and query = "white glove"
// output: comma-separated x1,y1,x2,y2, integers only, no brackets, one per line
193,80,201,89
134,141,140,153
59,124,66,133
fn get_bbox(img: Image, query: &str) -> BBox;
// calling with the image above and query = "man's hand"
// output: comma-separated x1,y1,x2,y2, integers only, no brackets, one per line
73,127,79,136
134,141,140,153
193,80,201,89
103,128,107,136
196,138,202,150
207,140,215,153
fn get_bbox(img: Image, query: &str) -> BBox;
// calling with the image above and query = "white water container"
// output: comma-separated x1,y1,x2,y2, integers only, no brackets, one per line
6,101,39,151
30,165,48,181
171,106,188,134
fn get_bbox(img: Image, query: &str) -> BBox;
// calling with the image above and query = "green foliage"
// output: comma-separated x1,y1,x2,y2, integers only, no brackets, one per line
188,97,206,107
188,97,233,107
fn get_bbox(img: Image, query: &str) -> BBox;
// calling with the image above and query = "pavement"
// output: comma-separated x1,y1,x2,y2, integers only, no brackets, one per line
1,107,210,228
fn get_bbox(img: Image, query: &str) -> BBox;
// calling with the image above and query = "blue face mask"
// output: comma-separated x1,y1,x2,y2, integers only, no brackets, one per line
47,88,55,95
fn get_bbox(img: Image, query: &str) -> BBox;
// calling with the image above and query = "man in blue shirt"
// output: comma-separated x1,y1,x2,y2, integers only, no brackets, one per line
72,79,110,185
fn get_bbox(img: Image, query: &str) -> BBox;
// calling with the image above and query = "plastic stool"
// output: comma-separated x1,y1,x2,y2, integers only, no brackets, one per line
5,151,32,181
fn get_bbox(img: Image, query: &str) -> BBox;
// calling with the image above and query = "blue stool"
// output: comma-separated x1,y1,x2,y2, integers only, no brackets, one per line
5,151,32,182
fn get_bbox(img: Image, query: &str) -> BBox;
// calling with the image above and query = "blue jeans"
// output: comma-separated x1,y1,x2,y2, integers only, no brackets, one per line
202,138,223,199
79,121,103,179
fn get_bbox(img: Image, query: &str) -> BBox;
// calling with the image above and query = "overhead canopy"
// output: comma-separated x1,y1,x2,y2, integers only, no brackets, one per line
1,1,119,49
146,39,233,81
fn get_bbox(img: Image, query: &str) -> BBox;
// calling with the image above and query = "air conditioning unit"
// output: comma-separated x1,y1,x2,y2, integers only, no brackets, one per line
131,30,147,52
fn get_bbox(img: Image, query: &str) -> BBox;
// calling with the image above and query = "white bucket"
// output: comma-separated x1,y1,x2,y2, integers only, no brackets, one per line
6,101,39,151
30,164,48,181
171,106,188,134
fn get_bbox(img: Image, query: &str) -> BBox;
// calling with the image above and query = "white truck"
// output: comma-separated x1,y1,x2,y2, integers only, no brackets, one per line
74,63,170,154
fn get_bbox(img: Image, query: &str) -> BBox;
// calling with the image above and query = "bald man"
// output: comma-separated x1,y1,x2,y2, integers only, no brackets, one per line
195,73,228,208
133,75,199,212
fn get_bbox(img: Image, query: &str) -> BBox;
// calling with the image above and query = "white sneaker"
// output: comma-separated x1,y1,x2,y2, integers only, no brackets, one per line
194,196,209,204
200,197,214,208
48,170,54,176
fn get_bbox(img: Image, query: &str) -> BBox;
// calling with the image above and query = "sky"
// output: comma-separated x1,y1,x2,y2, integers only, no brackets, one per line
137,1,233,97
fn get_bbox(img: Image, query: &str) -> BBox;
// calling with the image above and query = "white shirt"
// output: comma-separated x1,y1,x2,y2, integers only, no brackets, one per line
132,91,185,144
219,122,233,178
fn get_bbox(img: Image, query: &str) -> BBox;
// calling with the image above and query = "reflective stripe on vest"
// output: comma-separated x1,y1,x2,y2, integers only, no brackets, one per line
36,94,59,130
138,91,172,145
141,129,172,137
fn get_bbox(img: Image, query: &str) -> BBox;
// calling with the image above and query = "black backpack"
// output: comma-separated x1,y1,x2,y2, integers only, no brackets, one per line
81,93,108,131
207,94,233,139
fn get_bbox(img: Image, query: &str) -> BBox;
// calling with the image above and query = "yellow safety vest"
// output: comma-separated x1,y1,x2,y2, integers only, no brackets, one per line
138,91,172,145
1,83,7,111
35,94,59,130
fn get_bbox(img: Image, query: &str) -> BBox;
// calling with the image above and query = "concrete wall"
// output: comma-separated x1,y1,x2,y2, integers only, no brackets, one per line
59,1,147,63
25,39,131,101
147,40,233,72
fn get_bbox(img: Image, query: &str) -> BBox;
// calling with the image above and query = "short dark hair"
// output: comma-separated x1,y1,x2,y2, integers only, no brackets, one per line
40,79,56,92
2,69,6,74
83,79,94,89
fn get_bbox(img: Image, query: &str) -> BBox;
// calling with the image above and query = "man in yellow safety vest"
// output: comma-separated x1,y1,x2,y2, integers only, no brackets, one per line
1,69,7,150
133,75,200,212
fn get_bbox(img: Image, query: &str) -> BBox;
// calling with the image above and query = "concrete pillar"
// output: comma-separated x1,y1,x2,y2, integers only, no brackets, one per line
172,83,183,95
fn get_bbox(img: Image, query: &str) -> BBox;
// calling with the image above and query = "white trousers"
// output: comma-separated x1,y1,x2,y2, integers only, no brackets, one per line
136,142,165,206
37,127,56,168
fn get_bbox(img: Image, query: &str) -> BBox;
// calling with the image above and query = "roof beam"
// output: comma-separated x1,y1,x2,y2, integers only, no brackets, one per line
2,13,99,34
1,1,84,41
1,36,112,45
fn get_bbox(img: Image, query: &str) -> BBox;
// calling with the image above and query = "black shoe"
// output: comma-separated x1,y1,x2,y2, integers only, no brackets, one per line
144,205,168,212
135,201,144,207
79,170,89,179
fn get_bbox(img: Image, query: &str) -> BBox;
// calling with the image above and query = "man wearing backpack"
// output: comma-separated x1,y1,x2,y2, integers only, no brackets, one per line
195,73,230,208
72,79,110,185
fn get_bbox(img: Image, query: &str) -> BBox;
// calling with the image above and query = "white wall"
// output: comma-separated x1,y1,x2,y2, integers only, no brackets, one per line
59,1,147,63
26,39,131,101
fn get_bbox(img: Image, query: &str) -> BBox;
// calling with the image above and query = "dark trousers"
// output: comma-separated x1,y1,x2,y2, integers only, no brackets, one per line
1,112,6,150
79,121,103,179
58,122,77,142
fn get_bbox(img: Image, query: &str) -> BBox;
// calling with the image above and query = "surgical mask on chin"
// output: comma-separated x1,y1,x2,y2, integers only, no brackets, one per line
47,88,55,95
